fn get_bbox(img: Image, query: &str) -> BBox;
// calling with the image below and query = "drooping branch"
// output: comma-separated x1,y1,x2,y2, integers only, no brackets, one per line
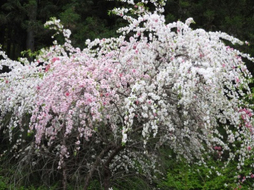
103,145,125,190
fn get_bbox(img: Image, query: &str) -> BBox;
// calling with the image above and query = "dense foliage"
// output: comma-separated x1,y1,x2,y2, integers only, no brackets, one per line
1,0,254,189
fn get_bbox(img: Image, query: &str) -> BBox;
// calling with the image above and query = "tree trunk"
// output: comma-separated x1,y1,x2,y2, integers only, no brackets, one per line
103,145,124,190
26,0,38,61
103,165,111,190
26,30,35,52
83,146,112,190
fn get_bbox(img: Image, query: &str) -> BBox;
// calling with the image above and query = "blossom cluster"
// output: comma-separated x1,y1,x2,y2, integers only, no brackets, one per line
1,0,254,185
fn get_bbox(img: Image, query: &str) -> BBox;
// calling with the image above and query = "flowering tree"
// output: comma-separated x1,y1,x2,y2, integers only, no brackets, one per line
1,0,254,189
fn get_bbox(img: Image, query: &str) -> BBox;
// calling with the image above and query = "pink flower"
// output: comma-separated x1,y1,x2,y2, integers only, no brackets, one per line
45,64,50,72
199,53,204,58
51,57,60,63
65,92,70,96
214,146,222,150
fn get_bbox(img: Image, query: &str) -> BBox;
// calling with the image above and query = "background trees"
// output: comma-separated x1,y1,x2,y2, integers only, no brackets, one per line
0,0,122,59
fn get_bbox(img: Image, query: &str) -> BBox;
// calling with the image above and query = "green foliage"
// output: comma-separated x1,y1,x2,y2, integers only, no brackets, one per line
0,171,58,190
20,49,41,59
87,180,102,190
59,3,80,29
158,157,254,190
72,16,119,48
0,176,8,189
112,176,152,190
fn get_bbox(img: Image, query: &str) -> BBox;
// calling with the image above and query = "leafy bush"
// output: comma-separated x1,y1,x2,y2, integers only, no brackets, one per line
159,156,254,190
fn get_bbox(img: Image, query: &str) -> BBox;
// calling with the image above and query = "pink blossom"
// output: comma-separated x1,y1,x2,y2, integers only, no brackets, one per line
214,146,222,150
51,57,60,63
45,64,50,72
